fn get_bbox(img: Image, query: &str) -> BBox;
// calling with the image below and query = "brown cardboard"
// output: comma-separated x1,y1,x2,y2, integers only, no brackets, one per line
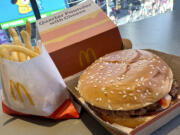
64,41,180,135
37,0,122,78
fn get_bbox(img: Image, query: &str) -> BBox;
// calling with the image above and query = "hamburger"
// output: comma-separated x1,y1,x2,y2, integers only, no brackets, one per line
77,49,179,128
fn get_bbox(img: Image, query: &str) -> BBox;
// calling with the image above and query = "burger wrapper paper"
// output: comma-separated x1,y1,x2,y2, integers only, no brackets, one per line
65,44,180,135
0,45,80,119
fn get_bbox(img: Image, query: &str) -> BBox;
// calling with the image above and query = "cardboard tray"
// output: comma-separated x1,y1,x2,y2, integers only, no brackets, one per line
64,42,180,135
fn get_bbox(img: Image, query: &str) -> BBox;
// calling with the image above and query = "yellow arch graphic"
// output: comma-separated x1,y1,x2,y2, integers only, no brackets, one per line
40,10,102,35
79,48,97,67
10,80,34,106
44,18,109,45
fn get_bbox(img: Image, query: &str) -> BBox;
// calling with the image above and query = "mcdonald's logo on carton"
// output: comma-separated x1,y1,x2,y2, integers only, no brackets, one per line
79,48,97,67
37,0,122,78
10,80,34,106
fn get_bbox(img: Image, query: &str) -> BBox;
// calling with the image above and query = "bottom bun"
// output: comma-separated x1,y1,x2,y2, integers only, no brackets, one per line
100,114,155,128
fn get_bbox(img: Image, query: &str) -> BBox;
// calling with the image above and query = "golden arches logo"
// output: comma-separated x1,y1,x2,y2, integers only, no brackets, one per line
10,80,34,106
79,48,97,67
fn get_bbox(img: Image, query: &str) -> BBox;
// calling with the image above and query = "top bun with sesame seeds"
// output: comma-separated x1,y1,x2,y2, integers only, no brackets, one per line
77,49,173,111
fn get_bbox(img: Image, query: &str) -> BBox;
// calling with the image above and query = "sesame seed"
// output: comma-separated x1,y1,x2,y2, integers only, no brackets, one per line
110,91,114,94
96,98,102,102
134,96,137,100
135,79,139,82
123,95,127,98
107,74,111,77
127,104,130,107
129,93,134,96
110,80,114,83
75,87,78,91
126,87,130,90
115,85,119,88
117,68,121,71
108,104,112,110
162,80,165,83
104,91,108,94
90,76,94,79
161,86,164,89
101,87,106,91
140,77,144,81
105,62,108,65
105,82,108,84
98,80,102,83
137,83,141,87
144,93,148,96
122,74,125,77
119,107,123,110
87,73,90,75
155,93,159,96
150,71,153,74
158,60,161,63
149,82,152,85
136,90,141,92
146,89,150,94
123,91,126,94
117,77,121,80
94,85,97,88
118,91,122,94
102,77,106,80
99,65,104,69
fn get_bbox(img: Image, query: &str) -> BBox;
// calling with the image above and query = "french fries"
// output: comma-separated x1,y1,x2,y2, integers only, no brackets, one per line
8,27,20,62
0,21,41,62
26,21,31,38
0,48,10,59
0,45,38,58
21,30,33,50
33,46,41,54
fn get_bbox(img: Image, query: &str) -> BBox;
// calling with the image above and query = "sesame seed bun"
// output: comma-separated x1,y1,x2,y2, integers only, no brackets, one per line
78,49,173,111
100,113,155,128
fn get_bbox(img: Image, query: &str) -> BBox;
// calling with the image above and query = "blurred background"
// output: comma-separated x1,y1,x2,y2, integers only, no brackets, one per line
0,0,174,45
